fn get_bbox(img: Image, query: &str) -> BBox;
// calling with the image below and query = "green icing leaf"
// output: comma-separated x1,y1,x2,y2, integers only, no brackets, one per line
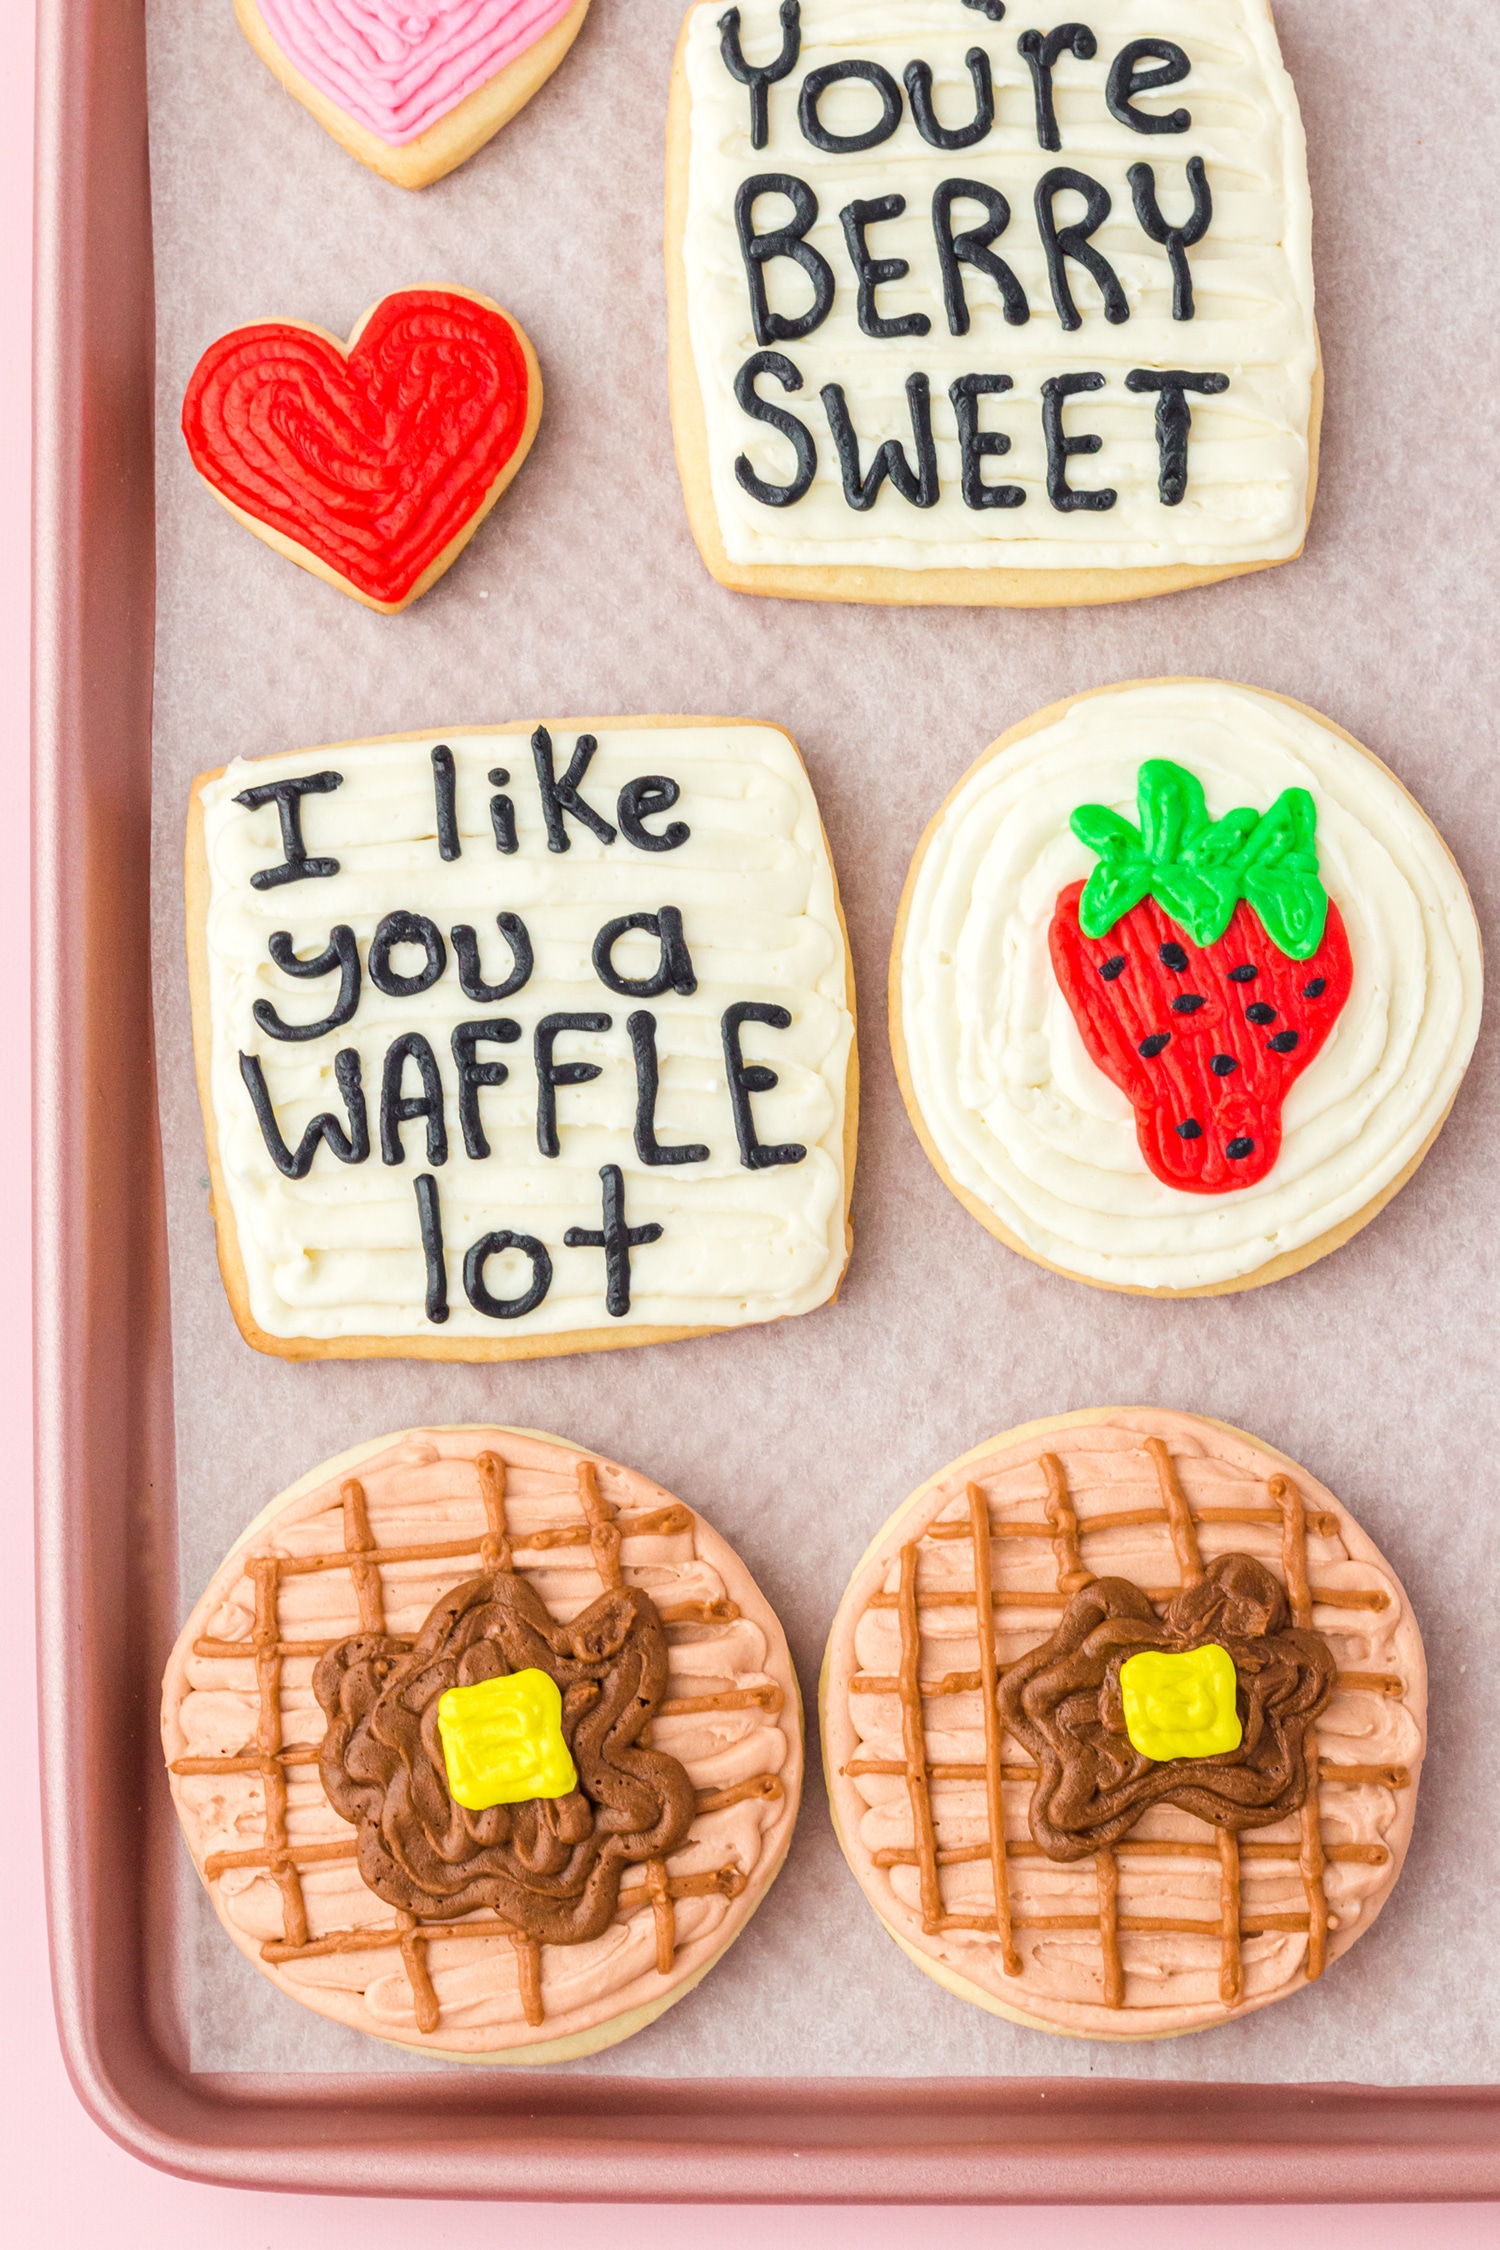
1242,864,1328,958
1079,857,1153,938
1183,807,1258,872
1138,760,1209,862
1071,803,1143,861
1151,861,1240,948
1242,787,1317,870
1067,763,1329,959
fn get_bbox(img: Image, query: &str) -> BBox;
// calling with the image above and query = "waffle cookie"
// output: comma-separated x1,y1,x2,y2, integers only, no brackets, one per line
236,0,593,190
163,1425,802,2062
821,1408,1424,2041
667,0,1320,605
891,679,1482,1295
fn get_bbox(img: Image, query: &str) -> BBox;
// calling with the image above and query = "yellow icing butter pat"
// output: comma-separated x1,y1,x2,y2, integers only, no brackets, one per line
437,1669,577,1810
1119,1644,1243,1763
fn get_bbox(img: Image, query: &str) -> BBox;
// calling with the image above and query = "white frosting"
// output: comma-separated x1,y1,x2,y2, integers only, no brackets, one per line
897,682,1482,1291
197,725,854,1342
679,0,1316,573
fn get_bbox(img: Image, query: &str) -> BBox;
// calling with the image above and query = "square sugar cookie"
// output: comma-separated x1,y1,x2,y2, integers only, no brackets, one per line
666,0,1320,606
186,718,857,1359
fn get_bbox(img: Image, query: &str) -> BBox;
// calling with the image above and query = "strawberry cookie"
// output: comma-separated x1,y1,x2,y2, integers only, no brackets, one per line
892,680,1482,1295
236,0,592,189
181,286,542,612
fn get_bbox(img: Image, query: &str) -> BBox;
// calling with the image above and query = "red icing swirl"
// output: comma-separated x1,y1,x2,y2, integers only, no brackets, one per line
181,288,532,606
1049,880,1354,1194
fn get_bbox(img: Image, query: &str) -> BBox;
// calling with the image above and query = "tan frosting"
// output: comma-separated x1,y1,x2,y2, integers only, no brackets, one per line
821,1408,1425,2041
163,1425,802,2060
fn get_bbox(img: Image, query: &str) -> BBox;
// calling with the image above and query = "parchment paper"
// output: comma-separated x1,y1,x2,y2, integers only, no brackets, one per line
146,0,1500,2081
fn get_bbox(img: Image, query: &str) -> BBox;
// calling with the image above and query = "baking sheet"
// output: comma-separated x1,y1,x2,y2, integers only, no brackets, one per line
146,0,1499,2082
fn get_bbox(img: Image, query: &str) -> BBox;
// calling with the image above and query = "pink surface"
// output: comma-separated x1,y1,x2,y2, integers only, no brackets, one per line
254,0,577,143
8,0,1498,2234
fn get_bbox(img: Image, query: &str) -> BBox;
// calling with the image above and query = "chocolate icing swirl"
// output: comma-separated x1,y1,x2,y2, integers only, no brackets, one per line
314,1572,696,1942
998,1554,1336,1863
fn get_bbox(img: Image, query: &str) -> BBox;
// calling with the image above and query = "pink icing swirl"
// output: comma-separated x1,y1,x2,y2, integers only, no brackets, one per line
255,0,578,146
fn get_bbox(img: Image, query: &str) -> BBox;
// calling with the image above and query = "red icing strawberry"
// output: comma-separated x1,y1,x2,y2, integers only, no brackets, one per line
181,286,540,613
1048,759,1353,1193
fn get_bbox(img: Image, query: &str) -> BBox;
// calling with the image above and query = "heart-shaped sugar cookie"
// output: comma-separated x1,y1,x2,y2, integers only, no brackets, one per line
236,0,592,189
181,286,542,612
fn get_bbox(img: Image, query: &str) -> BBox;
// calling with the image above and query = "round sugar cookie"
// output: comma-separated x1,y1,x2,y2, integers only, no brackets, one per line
821,1407,1426,2043
891,679,1483,1296
236,0,593,191
163,1424,802,2063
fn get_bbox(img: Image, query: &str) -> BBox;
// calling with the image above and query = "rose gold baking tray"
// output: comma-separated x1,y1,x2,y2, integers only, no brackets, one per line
33,0,1500,2201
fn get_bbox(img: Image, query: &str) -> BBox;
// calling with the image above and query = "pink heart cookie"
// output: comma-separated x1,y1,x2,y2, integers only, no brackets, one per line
236,0,592,188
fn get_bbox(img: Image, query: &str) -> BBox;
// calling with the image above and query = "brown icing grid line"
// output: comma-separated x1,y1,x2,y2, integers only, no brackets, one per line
171,1452,784,2038
843,1438,1409,2014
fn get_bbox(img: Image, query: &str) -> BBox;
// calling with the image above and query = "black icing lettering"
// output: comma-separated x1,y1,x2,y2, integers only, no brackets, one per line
593,908,698,999
840,196,931,341
1041,372,1117,511
949,376,1025,510
531,726,617,852
734,175,835,349
451,1018,521,1160
628,1012,711,1169
932,179,1029,333
380,1032,447,1167
721,1001,807,1170
563,1163,664,1319
903,48,994,152
233,769,342,890
239,1047,369,1178
1017,24,1096,153
798,57,903,153
464,1229,552,1320
1128,156,1211,320
487,767,518,855
717,0,801,150
820,373,939,511
534,1012,611,1158
253,925,361,1042
963,0,1007,16
452,912,533,1003
368,910,447,998
1036,167,1129,330
413,1173,449,1324
430,743,460,860
1106,38,1191,134
618,774,691,853
733,350,819,507
1124,368,1229,505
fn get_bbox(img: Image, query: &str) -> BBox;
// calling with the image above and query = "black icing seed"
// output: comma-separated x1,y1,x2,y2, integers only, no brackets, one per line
1228,964,1257,984
1210,1053,1238,1076
1302,976,1327,999
1100,955,1128,981
1226,1136,1256,1161
1171,993,1207,1014
1139,1033,1171,1058
1246,1002,1277,1026
1158,942,1189,972
1176,1118,1203,1140
1268,1030,1300,1054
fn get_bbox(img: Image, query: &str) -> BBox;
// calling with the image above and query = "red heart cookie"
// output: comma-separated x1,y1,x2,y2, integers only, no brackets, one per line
181,286,541,612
